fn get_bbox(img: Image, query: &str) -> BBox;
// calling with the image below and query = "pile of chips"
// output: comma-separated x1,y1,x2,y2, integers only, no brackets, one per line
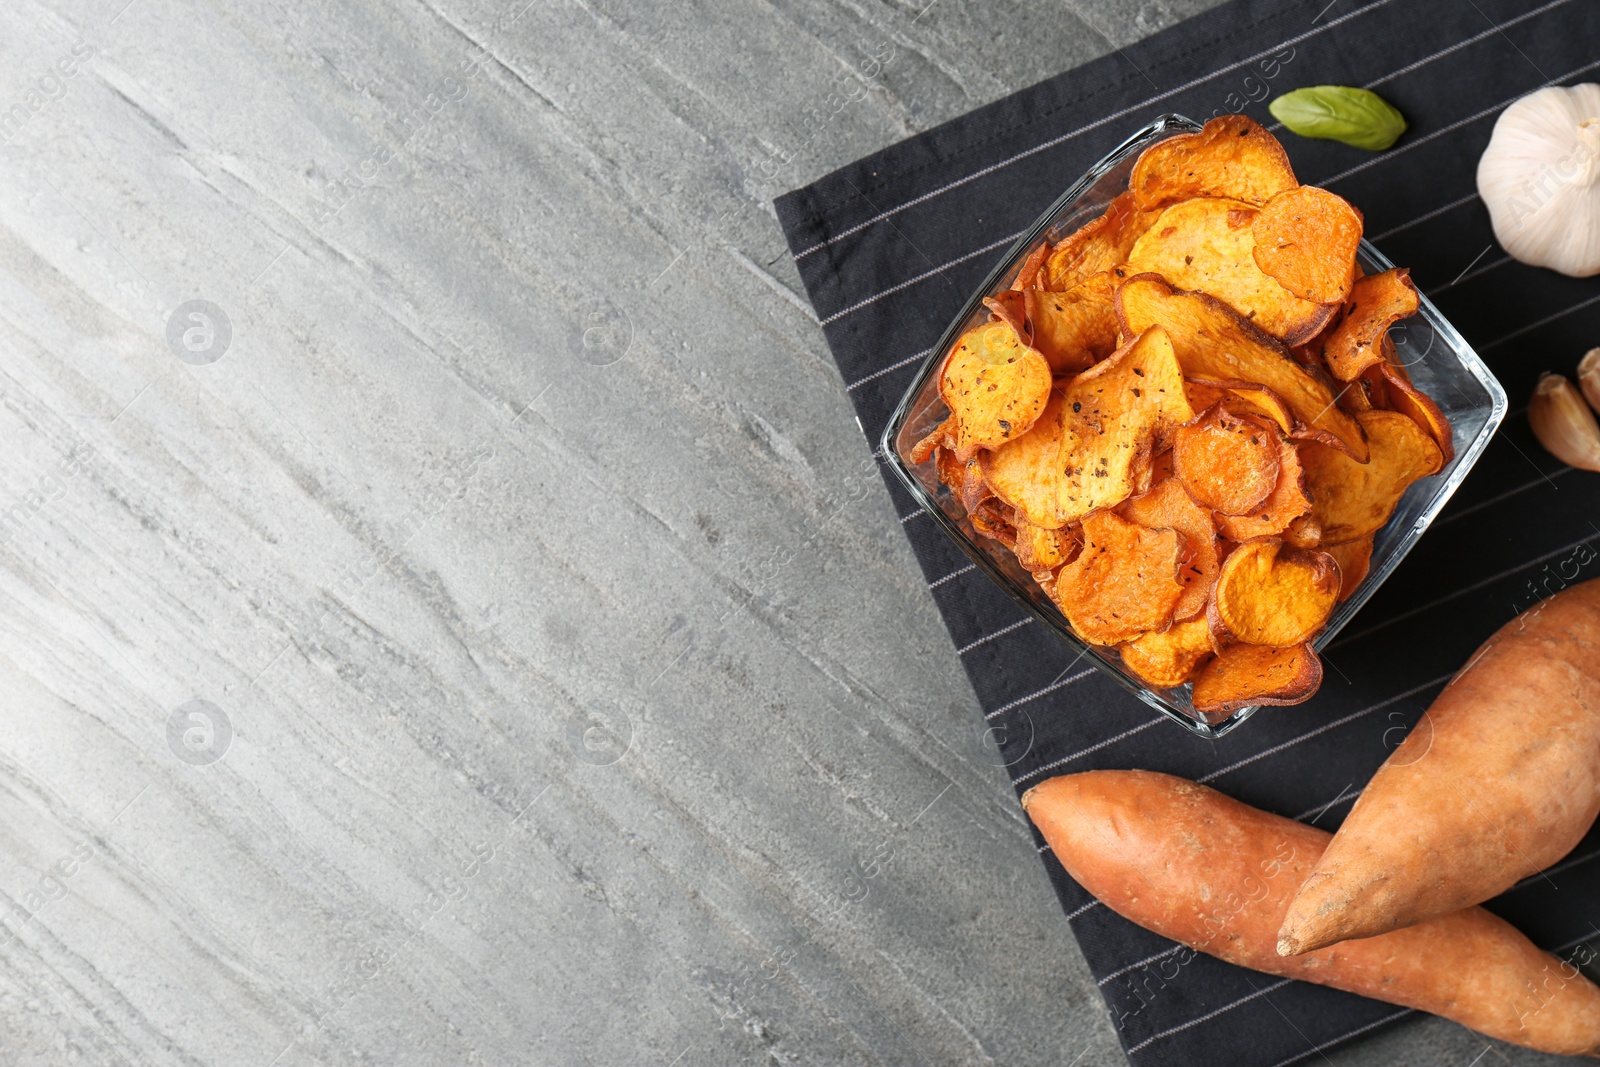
913,116,1453,714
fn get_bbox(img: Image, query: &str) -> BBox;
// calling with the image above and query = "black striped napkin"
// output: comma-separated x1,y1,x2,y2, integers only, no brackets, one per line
776,1,1600,1063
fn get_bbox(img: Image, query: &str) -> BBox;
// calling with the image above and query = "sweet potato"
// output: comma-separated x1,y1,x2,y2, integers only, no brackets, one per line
1278,577,1600,956
1024,770,1600,1057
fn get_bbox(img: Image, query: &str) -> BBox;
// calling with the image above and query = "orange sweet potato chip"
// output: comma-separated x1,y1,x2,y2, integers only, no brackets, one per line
1119,616,1214,689
1056,325,1194,524
936,445,990,514
1126,198,1337,344
970,498,1017,550
1323,535,1373,602
984,290,1030,342
1322,268,1420,382
1011,241,1051,291
1213,431,1313,542
1015,518,1079,574
1119,477,1218,621
982,392,1068,529
1026,274,1119,374
1380,363,1455,465
939,321,1052,459
1117,275,1367,460
1251,186,1363,303
1053,511,1185,645
1129,115,1298,210
1173,405,1281,515
1209,539,1340,647
1191,641,1322,715
1301,409,1443,544
910,416,954,465
1041,191,1159,292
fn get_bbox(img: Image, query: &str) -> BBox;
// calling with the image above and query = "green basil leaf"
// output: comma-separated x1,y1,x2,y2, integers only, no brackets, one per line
1268,86,1407,151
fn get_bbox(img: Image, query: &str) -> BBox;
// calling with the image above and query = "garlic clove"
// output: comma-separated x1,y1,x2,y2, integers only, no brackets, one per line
1529,372,1600,472
1580,347,1600,414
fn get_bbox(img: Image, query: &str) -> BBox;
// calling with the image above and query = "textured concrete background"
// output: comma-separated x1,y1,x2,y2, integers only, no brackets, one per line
0,0,1573,1064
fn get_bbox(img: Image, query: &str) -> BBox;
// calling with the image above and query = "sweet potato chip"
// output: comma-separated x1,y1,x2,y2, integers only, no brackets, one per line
939,321,1052,459
1042,191,1159,292
1323,535,1373,602
936,445,990,514
1026,274,1118,374
1126,197,1336,344
1173,405,1281,515
1119,616,1214,689
982,392,1068,529
984,290,1030,342
1380,363,1455,465
1016,518,1079,574
1334,375,1375,415
1129,114,1298,210
1053,511,1185,645
1210,539,1339,647
1191,641,1322,715
1322,269,1419,382
970,499,1017,550
1011,241,1051,291
1119,477,1218,620
1251,186,1363,303
1117,274,1368,460
910,417,954,465
1283,513,1322,549
1056,325,1194,524
1302,409,1443,544
1213,432,1313,542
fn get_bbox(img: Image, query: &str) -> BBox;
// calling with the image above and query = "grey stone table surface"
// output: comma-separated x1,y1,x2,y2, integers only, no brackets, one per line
0,1,1567,1065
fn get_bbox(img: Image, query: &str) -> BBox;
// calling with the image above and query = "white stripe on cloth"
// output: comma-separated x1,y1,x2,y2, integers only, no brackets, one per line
1362,0,1574,89
1367,190,1480,243
898,507,926,523
1320,56,1600,188
1264,1009,1414,1067
1125,978,1296,1054
1330,529,1600,649
956,616,1034,654
788,0,1404,261
846,347,934,392
1483,290,1600,351
819,230,1026,327
1098,945,1186,986
985,668,1097,720
1014,718,1165,785
1196,675,1453,784
1063,899,1102,921
928,563,974,588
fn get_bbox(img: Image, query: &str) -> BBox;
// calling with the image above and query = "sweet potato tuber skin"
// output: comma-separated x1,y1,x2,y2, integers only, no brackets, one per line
1279,576,1600,956
1023,770,1600,1057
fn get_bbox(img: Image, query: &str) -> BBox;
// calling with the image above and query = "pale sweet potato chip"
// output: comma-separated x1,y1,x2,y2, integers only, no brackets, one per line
1322,269,1420,382
1302,409,1443,544
1191,641,1322,715
1053,510,1185,645
1323,535,1373,602
1015,518,1079,575
1119,616,1214,689
1056,325,1194,524
1026,274,1119,374
1213,431,1313,542
1117,274,1367,460
1125,197,1336,344
984,290,1030,342
1042,191,1159,292
1119,477,1218,621
1173,405,1281,515
982,392,1068,529
939,321,1052,459
1380,362,1455,465
1129,115,1298,210
1251,186,1363,303
1210,539,1340,647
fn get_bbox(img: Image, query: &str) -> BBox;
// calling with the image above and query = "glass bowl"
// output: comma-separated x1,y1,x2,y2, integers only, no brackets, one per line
881,114,1508,738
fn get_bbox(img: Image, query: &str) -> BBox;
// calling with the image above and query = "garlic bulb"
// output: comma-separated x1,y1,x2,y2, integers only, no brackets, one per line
1477,83,1600,278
